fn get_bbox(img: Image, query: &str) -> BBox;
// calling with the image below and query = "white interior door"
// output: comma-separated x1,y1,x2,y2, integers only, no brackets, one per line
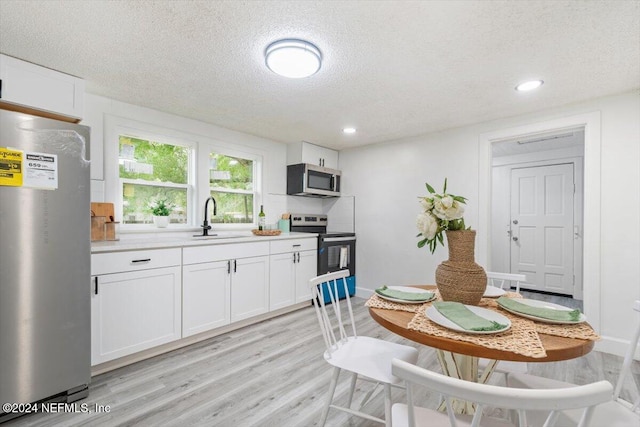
510,163,575,295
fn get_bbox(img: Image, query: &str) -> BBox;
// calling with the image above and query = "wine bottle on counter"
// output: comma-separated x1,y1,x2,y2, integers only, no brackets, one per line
258,205,265,230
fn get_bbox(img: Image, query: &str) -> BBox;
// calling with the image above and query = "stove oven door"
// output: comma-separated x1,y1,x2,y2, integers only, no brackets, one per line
318,235,356,276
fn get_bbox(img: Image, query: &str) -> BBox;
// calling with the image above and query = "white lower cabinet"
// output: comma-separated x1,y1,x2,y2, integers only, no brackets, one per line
182,261,231,337
182,242,270,337
230,256,270,322
269,238,317,310
91,238,317,366
91,248,182,365
294,250,317,302
269,252,297,310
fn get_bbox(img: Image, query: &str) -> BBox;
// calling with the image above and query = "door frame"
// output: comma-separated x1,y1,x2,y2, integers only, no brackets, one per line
478,111,601,331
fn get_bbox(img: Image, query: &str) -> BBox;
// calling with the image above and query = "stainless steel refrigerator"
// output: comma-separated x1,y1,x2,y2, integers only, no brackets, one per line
0,109,91,420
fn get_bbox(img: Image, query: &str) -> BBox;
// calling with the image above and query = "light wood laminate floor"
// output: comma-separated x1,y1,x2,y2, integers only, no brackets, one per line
5,296,638,427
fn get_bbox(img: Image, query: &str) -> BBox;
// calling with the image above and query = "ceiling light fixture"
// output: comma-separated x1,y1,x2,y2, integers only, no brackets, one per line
265,39,322,78
342,127,356,134
515,80,544,92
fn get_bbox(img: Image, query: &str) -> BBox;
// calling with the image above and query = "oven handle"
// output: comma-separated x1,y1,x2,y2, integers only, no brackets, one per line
322,236,356,243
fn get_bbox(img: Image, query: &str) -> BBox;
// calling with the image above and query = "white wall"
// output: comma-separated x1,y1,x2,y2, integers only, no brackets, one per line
339,90,640,357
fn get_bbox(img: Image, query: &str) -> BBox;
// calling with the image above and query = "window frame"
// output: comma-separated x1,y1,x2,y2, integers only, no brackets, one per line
105,117,198,231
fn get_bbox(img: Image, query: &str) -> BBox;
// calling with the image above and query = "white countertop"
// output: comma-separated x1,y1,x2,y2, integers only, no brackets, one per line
91,231,317,253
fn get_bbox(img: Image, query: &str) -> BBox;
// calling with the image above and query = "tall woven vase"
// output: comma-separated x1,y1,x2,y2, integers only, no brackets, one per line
435,230,487,306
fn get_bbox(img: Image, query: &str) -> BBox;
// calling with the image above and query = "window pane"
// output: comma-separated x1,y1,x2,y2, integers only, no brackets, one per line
122,183,188,224
210,152,255,224
120,136,189,184
210,191,254,224
210,153,253,191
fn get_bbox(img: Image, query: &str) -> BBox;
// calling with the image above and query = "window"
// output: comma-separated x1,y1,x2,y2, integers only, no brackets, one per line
119,135,192,225
209,152,255,224
105,115,264,231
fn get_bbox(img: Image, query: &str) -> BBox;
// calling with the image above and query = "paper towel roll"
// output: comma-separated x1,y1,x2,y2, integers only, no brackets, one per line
339,246,348,269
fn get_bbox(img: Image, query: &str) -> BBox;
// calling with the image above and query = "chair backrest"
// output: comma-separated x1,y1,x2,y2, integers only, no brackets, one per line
392,358,613,427
486,271,527,293
309,269,354,356
613,300,640,411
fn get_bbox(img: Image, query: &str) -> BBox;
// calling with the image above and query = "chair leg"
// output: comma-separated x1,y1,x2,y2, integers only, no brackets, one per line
347,372,358,408
384,383,392,427
320,367,341,427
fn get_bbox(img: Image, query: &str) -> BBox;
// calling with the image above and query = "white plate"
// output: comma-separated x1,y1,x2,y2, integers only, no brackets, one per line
375,286,436,304
425,305,511,335
498,298,586,324
483,286,506,298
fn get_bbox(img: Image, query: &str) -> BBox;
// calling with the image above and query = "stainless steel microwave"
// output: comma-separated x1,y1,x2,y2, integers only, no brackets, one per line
287,163,341,197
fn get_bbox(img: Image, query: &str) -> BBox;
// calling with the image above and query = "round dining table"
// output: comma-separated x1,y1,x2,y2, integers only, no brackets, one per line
368,285,596,414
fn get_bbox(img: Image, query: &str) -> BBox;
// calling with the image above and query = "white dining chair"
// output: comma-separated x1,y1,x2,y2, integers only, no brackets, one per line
486,271,527,294
391,358,613,427
479,272,529,380
506,299,640,427
310,270,419,427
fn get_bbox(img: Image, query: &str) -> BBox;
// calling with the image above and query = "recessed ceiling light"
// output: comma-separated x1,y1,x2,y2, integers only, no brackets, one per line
265,39,322,79
515,80,544,92
342,127,356,134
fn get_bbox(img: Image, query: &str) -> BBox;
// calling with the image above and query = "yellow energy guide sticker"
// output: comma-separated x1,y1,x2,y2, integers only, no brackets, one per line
0,147,23,187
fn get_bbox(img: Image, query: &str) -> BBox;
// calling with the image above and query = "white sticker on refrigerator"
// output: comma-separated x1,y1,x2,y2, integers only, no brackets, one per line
23,151,58,189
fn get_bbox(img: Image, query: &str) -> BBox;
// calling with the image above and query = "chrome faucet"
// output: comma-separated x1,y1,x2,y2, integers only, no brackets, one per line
200,196,217,236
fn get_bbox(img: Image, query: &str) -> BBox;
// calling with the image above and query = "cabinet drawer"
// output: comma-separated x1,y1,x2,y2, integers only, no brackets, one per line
183,242,269,265
270,238,317,254
91,248,181,275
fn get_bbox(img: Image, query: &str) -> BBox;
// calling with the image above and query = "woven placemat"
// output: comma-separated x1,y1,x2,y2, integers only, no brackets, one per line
408,298,547,358
365,294,427,313
535,322,600,341
482,298,600,341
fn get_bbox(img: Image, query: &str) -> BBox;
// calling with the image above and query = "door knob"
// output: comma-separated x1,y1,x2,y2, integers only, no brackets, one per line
512,237,519,242
512,220,519,225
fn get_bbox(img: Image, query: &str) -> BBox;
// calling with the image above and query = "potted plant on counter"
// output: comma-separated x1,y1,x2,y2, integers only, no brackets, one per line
149,199,173,228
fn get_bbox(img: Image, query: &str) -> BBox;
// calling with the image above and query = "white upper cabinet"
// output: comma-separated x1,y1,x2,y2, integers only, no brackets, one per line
287,141,339,169
0,54,84,121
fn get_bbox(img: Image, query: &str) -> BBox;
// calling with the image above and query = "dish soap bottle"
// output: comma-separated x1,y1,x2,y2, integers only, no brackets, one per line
258,205,265,230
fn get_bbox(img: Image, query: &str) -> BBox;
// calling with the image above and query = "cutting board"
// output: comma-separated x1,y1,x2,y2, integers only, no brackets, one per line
91,202,116,241
91,202,115,221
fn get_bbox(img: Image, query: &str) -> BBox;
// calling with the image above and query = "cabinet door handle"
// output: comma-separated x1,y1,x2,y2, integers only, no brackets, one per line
297,252,300,263
233,259,237,273
131,258,151,264
292,244,301,247
293,253,297,263
94,276,99,295
227,260,231,274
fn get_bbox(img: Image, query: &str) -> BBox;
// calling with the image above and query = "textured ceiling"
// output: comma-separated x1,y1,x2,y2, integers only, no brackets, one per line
0,1,638,151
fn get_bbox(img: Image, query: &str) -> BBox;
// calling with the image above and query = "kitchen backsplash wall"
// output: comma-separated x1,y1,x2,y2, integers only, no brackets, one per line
267,193,355,232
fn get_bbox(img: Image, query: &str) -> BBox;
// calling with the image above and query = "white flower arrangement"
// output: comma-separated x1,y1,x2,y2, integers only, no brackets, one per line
416,178,468,253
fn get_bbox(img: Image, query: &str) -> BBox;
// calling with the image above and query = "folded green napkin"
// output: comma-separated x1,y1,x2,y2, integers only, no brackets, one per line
497,297,581,321
433,301,507,331
375,285,434,301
